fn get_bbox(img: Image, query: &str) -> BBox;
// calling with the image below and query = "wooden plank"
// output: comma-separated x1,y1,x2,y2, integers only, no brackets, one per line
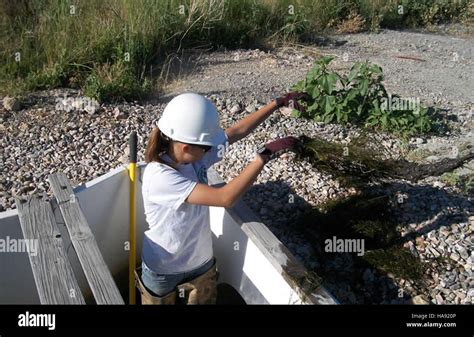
15,194,85,304
48,173,124,304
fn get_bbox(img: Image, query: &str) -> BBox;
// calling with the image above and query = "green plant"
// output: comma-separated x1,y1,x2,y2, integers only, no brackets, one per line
84,61,152,101
441,171,474,194
363,246,427,280
1,0,471,100
291,56,432,137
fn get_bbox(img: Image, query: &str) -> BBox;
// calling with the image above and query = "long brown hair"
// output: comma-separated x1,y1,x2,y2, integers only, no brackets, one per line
144,127,176,168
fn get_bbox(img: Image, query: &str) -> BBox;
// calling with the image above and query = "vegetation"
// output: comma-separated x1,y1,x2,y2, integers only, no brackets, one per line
293,192,428,282
291,57,433,137
363,247,427,280
441,171,474,194
1,0,471,101
296,134,474,188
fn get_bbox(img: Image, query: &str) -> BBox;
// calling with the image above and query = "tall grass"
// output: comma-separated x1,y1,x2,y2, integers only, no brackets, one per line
0,0,471,101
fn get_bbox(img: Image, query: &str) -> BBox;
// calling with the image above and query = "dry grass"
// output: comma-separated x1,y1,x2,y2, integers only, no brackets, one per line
336,11,366,34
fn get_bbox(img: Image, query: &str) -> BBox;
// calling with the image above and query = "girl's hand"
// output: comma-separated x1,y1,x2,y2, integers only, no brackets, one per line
256,136,299,164
275,92,309,113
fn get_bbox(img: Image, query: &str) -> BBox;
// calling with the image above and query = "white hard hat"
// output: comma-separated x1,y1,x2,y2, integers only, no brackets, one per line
158,93,226,146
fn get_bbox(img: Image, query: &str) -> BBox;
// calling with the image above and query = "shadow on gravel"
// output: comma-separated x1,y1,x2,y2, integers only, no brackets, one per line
387,181,473,241
299,34,348,47
245,167,472,304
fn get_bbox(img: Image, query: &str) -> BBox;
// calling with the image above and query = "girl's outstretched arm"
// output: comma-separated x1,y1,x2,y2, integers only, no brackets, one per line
225,92,307,145
225,100,279,145
186,137,297,208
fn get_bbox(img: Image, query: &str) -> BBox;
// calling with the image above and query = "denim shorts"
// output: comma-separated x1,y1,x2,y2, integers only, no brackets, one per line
141,258,215,297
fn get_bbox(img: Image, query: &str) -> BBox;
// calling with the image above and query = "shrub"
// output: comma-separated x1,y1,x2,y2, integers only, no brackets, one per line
291,56,432,137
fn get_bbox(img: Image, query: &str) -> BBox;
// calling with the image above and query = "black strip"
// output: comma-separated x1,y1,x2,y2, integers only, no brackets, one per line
129,131,137,164
0,305,472,334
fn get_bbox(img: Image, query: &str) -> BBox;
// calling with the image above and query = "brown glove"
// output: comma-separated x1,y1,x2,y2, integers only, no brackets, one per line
275,92,310,113
257,136,299,164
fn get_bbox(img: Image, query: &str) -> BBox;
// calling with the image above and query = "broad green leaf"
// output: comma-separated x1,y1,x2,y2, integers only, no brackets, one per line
313,114,322,122
348,63,362,82
291,109,301,118
305,83,315,95
292,79,305,92
372,98,381,114
335,107,344,123
340,77,348,88
327,73,338,93
346,88,358,101
312,85,321,98
323,95,336,114
320,73,338,94
318,56,335,66
360,79,369,96
307,101,319,113
323,112,335,123
306,64,321,81
369,64,382,74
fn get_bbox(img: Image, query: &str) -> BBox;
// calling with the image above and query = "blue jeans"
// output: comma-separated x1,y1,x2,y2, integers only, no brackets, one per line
141,258,215,297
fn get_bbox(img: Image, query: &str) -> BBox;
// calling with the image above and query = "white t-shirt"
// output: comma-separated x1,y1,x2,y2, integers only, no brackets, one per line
141,133,228,274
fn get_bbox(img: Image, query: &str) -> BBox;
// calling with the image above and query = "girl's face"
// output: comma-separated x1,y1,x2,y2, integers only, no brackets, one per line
170,141,211,164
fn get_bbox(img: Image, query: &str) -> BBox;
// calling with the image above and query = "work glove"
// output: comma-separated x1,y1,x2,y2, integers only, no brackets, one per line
275,92,310,113
256,136,300,164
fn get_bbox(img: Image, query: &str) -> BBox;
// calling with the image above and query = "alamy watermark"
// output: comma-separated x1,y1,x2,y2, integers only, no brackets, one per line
55,95,99,114
18,311,55,330
325,236,365,256
381,94,421,113
0,236,38,256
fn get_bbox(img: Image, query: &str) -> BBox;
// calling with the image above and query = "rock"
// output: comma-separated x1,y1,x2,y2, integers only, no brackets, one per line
71,99,84,110
3,96,21,111
427,231,437,240
113,107,128,119
415,237,426,250
280,106,293,117
457,247,469,260
426,155,440,162
0,109,12,121
429,247,441,258
469,217,474,232
245,104,256,113
321,187,329,197
435,293,444,304
455,291,466,300
411,295,429,305
84,99,100,115
450,253,460,262
230,104,241,114
415,137,424,145
433,181,445,188
450,283,461,290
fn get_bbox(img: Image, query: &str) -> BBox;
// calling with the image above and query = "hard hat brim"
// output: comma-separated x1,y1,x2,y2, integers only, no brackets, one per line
188,128,227,147
159,124,227,147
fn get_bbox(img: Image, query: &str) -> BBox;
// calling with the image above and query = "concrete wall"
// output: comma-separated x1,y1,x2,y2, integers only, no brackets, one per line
210,206,303,304
0,209,40,304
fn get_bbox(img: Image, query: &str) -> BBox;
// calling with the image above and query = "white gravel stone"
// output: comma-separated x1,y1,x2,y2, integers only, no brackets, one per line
3,96,21,111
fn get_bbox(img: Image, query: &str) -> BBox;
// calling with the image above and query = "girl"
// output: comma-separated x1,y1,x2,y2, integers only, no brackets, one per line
136,92,305,304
